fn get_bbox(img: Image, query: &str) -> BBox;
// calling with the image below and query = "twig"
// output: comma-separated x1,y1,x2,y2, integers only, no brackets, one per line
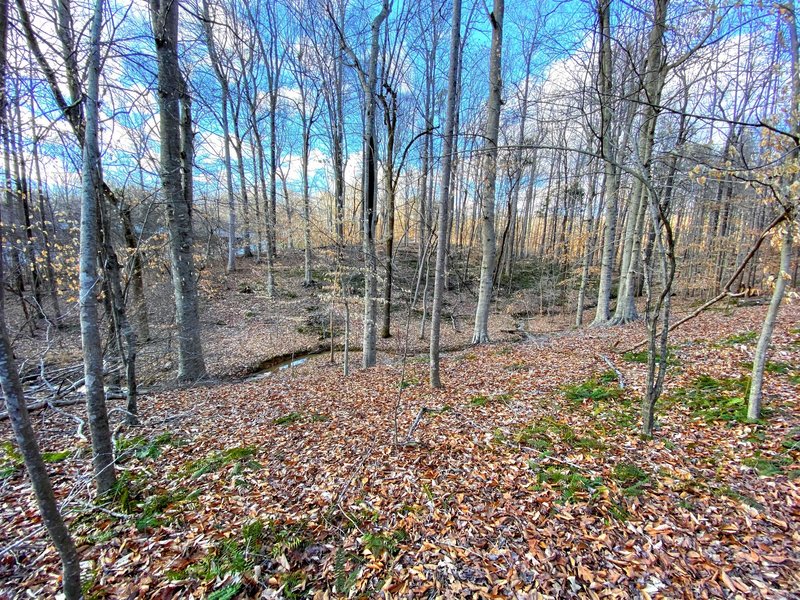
45,401,87,441
622,209,788,352
0,397,82,421
598,354,625,389
404,407,429,443
78,501,131,520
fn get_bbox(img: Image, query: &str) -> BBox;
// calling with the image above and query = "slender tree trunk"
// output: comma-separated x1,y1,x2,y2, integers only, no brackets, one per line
472,0,504,344
360,0,390,368
592,0,618,326
0,280,82,599
11,97,43,319
202,0,236,273
0,0,81,590
430,0,461,387
80,0,116,494
30,117,62,324
748,227,793,419
302,126,313,285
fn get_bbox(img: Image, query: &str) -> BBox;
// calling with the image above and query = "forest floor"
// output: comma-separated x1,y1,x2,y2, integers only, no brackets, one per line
1,253,799,599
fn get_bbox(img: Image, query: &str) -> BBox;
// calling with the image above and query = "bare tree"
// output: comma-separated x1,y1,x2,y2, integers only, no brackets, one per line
150,0,207,382
79,0,116,493
201,0,238,273
430,0,461,387
472,0,504,344
0,0,81,590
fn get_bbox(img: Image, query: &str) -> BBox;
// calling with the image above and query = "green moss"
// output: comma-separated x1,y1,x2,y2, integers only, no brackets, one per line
207,583,242,600
0,441,22,478
515,419,606,452
715,486,764,510
279,571,308,599
274,412,302,425
668,374,754,423
563,376,621,402
717,330,757,346
622,349,679,365
400,376,419,389
470,395,489,407
612,462,649,496
532,465,604,504
116,432,180,462
743,453,793,477
468,393,513,407
334,548,361,595
363,529,407,557
186,446,259,479
42,449,72,463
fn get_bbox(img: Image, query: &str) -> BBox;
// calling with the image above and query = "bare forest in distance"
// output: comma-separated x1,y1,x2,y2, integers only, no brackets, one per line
0,0,799,597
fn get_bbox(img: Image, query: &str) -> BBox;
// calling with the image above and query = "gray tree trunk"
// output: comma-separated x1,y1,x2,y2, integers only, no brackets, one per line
472,0,504,344
360,1,390,368
591,0,618,326
151,0,207,382
748,222,793,419
430,0,461,388
80,0,116,494
202,0,236,273
0,287,82,599
0,0,81,591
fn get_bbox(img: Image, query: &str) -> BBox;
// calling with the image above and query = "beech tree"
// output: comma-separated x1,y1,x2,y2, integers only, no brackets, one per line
150,0,207,382
430,0,461,387
472,0,504,344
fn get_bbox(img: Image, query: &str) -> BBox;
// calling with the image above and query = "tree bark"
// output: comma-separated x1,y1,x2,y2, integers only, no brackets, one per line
0,0,81,591
472,0,504,344
430,0,461,387
151,0,207,382
360,0,390,368
80,0,116,494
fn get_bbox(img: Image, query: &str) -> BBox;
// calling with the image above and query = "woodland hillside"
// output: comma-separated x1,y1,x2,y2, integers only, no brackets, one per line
0,0,799,597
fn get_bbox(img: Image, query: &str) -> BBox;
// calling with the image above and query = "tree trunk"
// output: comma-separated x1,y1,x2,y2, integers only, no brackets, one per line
0,284,82,599
151,0,207,382
0,0,81,591
748,221,793,419
591,0,618,326
80,0,116,494
472,0,504,344
360,0,390,368
430,0,461,387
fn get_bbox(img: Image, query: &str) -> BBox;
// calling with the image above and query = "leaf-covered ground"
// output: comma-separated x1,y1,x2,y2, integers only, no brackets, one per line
1,301,799,599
